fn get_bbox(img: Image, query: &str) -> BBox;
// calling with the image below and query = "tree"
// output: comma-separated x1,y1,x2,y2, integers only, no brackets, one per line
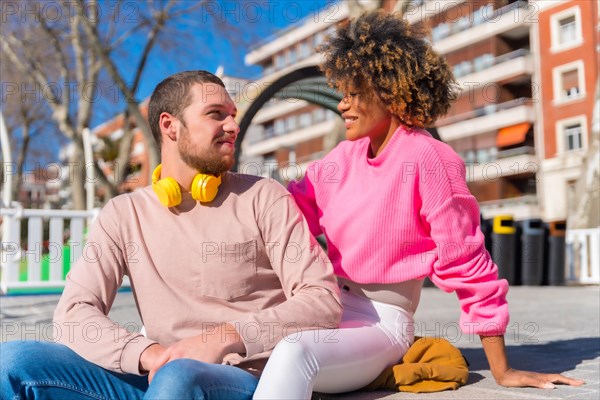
1,0,103,209
2,0,269,208
0,55,58,203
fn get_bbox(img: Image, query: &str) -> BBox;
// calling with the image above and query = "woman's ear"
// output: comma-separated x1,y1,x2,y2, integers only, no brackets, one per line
159,112,178,142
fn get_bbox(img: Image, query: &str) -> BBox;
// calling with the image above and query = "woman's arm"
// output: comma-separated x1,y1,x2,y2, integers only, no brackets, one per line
418,142,585,389
480,335,584,388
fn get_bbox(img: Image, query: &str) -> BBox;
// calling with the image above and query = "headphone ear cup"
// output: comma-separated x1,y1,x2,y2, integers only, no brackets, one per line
153,177,182,207
191,174,222,203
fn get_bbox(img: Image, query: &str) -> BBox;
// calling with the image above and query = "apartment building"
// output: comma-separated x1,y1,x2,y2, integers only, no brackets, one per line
404,0,538,220
240,3,351,181
242,0,597,223
533,0,598,222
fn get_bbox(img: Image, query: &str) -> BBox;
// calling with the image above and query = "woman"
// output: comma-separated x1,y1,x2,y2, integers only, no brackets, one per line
253,10,584,399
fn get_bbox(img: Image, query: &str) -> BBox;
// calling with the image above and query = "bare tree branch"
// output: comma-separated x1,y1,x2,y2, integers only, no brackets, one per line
1,35,78,141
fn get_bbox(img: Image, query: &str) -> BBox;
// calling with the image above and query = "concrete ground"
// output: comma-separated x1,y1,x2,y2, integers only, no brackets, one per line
1,286,599,399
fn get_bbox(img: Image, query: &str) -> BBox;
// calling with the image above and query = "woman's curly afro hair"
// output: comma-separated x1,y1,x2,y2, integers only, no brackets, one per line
319,10,459,128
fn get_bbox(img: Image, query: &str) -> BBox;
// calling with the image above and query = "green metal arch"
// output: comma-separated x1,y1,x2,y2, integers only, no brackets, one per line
234,66,342,170
233,66,441,170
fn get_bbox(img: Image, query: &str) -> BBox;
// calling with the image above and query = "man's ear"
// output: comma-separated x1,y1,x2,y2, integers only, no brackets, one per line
159,112,178,142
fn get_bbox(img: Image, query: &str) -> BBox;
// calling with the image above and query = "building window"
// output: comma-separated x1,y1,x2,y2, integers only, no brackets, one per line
431,22,450,41
313,32,324,48
287,49,297,65
556,116,588,155
264,123,275,139
561,69,580,98
274,54,285,70
473,4,493,26
453,16,471,33
286,115,297,131
559,15,577,43
263,155,278,180
565,123,582,151
313,108,326,123
299,112,312,128
551,7,583,52
324,25,336,39
299,42,311,59
274,119,285,135
453,60,473,77
552,61,585,103
476,148,491,163
465,150,476,164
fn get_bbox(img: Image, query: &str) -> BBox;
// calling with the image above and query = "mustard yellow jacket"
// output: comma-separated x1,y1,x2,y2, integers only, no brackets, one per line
363,336,469,393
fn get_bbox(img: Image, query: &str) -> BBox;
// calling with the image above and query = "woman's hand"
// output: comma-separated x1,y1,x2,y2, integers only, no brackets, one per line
480,335,585,389
494,368,585,389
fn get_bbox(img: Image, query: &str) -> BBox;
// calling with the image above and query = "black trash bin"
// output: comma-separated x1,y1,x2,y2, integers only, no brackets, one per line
521,219,545,286
547,220,567,286
491,215,517,285
480,215,494,255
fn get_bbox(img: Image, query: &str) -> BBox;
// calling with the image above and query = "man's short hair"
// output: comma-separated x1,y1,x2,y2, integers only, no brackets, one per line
148,70,225,146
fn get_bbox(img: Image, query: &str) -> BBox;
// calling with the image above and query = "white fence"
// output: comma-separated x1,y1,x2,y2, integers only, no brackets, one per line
566,228,600,284
2,206,598,293
0,206,98,294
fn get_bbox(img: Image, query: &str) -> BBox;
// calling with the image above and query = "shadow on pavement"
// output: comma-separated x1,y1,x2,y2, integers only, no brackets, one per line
311,338,599,400
460,337,600,373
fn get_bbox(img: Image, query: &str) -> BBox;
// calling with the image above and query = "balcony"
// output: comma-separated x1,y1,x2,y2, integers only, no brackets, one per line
404,0,466,25
245,3,349,65
253,100,311,125
479,194,540,220
437,98,536,141
465,146,538,183
433,1,531,55
244,119,337,157
456,49,533,89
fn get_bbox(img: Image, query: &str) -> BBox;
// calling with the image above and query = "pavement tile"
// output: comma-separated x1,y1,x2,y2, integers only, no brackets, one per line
1,286,598,400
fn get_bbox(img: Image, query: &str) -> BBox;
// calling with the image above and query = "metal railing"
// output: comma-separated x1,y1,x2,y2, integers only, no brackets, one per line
493,48,530,66
438,97,533,127
479,194,538,209
432,1,529,41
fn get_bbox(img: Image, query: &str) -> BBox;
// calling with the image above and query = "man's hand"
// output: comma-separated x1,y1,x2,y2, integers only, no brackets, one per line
148,323,245,383
139,343,167,375
495,368,585,389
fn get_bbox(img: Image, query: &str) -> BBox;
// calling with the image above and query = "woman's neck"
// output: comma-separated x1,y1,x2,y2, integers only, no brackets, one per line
369,117,401,157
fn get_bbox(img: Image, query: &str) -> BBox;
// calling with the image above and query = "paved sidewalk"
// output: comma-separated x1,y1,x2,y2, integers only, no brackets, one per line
1,286,599,399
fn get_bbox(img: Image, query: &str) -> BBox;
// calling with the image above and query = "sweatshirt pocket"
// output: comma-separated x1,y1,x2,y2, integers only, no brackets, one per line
198,240,258,300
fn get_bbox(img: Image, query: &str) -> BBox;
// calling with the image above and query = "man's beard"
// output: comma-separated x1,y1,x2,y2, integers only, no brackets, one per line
178,125,234,176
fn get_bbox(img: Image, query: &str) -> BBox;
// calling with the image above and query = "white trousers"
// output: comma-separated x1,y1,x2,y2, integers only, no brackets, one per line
253,290,415,399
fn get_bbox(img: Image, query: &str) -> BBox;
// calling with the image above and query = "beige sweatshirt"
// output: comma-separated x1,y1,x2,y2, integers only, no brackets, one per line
53,173,342,376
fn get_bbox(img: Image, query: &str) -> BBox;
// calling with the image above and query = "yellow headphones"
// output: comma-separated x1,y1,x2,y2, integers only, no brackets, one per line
152,164,222,207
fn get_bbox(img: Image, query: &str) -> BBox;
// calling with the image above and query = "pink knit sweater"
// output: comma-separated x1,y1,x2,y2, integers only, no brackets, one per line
288,126,509,335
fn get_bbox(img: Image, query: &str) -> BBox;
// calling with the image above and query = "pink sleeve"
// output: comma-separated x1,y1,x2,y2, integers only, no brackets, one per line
287,173,323,237
418,145,509,336
426,194,509,336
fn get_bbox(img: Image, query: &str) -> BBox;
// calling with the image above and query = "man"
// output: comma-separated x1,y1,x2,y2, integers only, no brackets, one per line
1,71,342,399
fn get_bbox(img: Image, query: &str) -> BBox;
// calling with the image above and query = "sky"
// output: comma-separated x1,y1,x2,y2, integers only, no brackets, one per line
6,0,339,168
93,0,338,126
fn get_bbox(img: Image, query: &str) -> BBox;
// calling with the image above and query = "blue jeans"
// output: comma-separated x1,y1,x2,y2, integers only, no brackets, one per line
1,341,258,400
